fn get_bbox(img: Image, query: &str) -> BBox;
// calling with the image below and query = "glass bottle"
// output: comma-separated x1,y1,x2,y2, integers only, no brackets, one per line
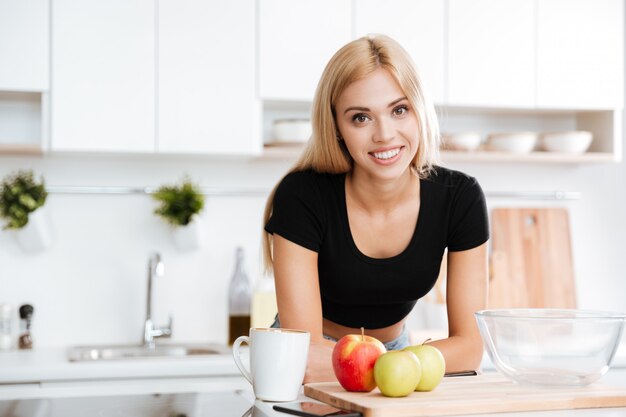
18,304,34,350
228,247,251,345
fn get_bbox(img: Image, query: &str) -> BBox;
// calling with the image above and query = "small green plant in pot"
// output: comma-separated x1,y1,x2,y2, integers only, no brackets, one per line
0,170,53,252
0,170,48,229
152,176,205,251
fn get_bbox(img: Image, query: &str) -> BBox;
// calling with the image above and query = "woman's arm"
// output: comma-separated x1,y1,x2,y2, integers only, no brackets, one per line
427,242,488,373
272,234,336,383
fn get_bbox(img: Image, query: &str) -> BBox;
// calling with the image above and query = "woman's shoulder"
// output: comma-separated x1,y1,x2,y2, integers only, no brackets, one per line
425,165,481,187
278,169,344,191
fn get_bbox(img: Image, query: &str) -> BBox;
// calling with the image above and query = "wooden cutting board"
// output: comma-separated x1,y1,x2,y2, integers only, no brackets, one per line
304,374,626,417
489,208,576,309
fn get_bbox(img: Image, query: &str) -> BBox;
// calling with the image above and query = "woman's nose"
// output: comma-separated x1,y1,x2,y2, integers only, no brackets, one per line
373,117,394,142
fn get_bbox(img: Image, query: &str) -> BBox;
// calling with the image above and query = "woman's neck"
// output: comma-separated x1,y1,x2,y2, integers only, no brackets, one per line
346,167,419,215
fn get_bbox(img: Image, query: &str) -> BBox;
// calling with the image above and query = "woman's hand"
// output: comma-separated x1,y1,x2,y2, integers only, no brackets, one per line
304,339,337,384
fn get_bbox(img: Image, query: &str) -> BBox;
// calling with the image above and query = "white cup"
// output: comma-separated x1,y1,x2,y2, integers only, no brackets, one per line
232,327,310,402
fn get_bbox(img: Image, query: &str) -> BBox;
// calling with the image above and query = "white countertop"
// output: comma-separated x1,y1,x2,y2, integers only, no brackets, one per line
0,347,241,384
1,346,626,416
1,340,625,384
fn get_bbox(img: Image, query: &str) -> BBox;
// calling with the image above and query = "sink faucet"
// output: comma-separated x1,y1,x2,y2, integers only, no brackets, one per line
143,252,172,348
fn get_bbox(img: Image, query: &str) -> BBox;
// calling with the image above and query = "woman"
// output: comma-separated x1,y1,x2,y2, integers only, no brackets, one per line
263,34,489,383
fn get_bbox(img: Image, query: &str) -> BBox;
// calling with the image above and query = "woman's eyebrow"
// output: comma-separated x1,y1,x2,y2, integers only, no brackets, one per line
388,97,408,107
343,97,408,114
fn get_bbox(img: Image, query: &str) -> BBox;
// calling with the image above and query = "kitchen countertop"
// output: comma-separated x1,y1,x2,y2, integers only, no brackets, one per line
0,347,242,383
1,346,626,416
3,371,625,417
1,340,625,384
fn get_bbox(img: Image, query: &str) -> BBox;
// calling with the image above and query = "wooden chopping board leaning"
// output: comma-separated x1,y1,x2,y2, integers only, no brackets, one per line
488,207,576,309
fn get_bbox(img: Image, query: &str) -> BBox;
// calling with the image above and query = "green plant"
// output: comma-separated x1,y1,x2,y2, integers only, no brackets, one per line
153,177,205,226
0,170,48,230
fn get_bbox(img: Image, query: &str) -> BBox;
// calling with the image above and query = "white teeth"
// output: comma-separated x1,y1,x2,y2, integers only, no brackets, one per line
372,148,400,160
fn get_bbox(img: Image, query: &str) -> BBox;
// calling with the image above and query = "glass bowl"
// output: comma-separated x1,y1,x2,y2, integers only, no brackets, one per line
475,309,625,386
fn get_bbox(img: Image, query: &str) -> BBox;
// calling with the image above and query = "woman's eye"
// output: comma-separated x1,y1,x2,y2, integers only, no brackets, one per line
352,113,369,123
393,105,409,116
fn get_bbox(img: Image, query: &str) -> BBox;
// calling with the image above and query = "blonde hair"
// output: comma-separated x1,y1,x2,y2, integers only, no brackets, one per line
262,34,440,272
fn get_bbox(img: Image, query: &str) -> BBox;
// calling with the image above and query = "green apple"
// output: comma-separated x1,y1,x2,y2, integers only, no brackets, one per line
373,351,421,397
403,344,445,391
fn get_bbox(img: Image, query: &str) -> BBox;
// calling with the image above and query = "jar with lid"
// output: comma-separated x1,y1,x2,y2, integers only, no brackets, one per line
0,304,13,351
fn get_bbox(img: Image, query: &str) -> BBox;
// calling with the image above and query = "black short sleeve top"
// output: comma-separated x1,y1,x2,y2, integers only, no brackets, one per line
265,166,489,329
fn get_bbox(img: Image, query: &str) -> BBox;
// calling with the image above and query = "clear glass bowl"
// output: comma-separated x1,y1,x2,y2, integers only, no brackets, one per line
475,309,625,386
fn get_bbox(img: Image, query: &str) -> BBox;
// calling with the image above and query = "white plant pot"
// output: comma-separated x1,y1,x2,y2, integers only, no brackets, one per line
13,206,54,253
171,220,202,251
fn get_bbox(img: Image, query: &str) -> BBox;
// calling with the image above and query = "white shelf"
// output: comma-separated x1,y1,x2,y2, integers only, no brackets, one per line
0,144,43,156
0,91,46,154
261,105,621,164
261,145,616,164
440,150,616,164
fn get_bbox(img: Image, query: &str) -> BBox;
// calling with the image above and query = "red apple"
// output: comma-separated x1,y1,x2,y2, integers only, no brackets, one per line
332,328,386,392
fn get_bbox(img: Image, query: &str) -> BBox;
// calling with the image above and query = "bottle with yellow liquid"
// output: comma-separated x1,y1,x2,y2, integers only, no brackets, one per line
251,276,277,328
228,247,251,345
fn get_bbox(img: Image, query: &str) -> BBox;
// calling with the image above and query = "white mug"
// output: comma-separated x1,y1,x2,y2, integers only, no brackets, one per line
232,327,310,402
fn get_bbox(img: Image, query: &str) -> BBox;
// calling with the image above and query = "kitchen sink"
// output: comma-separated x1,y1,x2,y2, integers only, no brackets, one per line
67,343,231,362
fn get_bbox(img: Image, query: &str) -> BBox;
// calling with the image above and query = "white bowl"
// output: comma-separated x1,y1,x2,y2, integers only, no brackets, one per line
442,132,482,151
271,119,312,144
486,132,537,153
541,131,593,153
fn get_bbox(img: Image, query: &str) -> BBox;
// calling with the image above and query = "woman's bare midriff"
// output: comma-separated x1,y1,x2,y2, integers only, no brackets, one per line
322,318,405,343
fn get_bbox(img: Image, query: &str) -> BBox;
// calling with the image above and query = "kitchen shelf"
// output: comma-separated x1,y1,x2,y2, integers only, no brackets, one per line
261,145,616,164
262,102,621,164
440,150,616,164
0,143,43,155
0,91,47,154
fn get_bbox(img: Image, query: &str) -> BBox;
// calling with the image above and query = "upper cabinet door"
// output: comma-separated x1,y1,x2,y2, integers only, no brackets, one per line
536,0,624,109
158,0,259,154
51,0,155,152
447,0,535,108
259,0,352,101
0,0,49,91
354,0,445,105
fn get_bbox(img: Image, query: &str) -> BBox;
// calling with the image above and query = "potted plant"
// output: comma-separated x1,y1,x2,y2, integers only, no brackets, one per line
0,170,53,252
152,176,205,251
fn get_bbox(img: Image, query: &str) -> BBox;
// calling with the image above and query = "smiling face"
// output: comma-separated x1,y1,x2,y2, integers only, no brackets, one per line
335,68,419,179
334,68,420,182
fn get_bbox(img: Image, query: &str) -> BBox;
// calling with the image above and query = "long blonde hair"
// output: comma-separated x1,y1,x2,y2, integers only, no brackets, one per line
262,34,440,272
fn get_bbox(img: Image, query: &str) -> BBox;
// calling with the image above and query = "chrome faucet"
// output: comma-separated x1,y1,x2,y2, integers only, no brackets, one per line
143,252,172,348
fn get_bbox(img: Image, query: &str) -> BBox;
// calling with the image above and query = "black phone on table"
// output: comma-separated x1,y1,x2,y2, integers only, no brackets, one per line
273,402,362,417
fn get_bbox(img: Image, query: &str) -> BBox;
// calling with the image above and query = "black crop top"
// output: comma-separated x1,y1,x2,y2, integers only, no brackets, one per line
264,166,489,329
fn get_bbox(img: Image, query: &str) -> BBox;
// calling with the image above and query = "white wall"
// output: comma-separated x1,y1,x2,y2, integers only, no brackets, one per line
1,150,625,348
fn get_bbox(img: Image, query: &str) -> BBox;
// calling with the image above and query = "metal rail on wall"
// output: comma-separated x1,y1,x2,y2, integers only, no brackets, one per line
45,186,582,200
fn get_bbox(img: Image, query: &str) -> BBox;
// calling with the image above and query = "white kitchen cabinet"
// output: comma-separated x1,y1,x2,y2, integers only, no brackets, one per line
536,0,624,109
447,0,535,108
0,0,49,92
354,0,445,105
158,0,260,154
51,0,155,152
259,0,352,101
